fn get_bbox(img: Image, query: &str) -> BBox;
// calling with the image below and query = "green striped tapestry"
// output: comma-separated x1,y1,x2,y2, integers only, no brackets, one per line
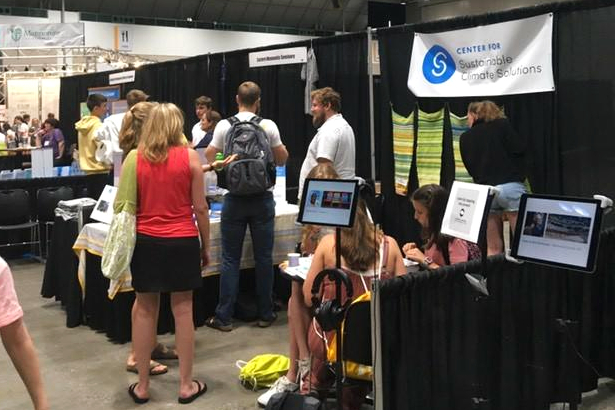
392,109,414,195
450,112,473,183
416,109,444,186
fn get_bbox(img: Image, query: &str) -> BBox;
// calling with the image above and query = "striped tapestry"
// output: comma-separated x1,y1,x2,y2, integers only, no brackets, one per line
450,112,473,183
416,109,445,186
392,109,414,195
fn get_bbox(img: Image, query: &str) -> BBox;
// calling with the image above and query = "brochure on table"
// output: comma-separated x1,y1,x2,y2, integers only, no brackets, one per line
90,185,118,225
441,181,491,243
31,147,54,178
282,256,312,281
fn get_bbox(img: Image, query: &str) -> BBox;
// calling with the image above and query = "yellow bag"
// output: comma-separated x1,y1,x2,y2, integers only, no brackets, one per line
326,292,372,381
236,354,290,391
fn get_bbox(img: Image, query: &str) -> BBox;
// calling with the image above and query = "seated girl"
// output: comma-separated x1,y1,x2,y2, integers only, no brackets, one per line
299,201,406,409
403,184,478,268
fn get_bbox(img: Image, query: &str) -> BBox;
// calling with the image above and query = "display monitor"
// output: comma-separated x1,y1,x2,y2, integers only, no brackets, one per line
511,193,603,272
297,178,360,228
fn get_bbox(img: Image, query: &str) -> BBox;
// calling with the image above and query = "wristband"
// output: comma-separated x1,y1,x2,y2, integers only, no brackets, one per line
421,256,433,268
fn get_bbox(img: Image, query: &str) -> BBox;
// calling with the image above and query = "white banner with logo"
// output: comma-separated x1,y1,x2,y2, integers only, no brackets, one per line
408,14,554,97
249,47,307,68
0,23,84,47
7,79,39,120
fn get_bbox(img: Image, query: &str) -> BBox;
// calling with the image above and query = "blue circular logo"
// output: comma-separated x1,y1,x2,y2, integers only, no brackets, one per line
422,45,456,84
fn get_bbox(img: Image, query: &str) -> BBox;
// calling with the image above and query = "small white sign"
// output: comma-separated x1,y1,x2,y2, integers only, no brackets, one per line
91,185,118,225
249,47,307,68
109,70,135,85
112,151,123,186
441,181,491,243
115,26,133,51
31,147,54,178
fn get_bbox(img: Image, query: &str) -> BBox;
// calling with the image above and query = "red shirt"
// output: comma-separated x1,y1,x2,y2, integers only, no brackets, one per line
136,146,197,238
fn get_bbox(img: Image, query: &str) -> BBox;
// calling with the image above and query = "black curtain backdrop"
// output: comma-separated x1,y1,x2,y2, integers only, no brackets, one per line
376,0,615,246
380,228,615,410
59,34,369,204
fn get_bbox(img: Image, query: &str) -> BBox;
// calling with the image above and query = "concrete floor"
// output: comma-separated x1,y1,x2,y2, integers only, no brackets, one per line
1,259,614,410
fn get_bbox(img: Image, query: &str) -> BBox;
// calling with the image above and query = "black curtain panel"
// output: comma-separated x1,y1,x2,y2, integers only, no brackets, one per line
59,35,370,204
380,228,615,410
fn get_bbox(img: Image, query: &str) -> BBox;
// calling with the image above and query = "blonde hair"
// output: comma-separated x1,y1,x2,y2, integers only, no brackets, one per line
340,201,383,272
138,102,185,163
467,100,506,122
306,162,339,180
119,101,156,157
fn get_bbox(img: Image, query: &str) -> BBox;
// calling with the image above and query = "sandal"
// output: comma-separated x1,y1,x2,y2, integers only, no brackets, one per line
178,380,207,404
126,359,168,376
128,382,149,404
205,316,233,332
151,343,178,360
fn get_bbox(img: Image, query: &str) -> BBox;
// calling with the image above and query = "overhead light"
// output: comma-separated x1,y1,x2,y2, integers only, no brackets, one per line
3,67,8,72
187,17,193,22
24,66,29,72
61,65,67,71
42,66,48,72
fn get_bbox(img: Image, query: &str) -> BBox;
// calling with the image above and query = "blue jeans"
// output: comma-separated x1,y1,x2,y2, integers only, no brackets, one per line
215,192,275,324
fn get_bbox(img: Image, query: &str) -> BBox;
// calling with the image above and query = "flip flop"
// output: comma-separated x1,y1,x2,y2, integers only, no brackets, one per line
126,359,168,376
128,382,149,404
151,343,178,360
178,380,207,404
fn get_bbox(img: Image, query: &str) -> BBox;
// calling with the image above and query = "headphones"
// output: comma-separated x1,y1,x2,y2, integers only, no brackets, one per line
311,268,354,331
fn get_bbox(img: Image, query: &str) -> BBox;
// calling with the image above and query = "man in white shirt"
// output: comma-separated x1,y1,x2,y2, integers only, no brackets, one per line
191,95,213,147
298,87,356,199
205,81,288,331
95,89,149,164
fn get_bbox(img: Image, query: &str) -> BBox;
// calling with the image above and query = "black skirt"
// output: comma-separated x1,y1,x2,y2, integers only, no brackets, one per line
131,233,202,293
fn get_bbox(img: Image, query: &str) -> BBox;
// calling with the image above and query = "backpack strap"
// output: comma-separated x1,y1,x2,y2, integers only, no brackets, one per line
227,116,240,125
250,115,263,125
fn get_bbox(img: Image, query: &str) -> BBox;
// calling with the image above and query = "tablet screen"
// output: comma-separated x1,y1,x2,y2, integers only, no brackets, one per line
511,194,602,272
297,178,360,228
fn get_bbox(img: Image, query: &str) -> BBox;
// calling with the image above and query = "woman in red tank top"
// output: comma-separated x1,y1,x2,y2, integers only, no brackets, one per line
128,103,209,405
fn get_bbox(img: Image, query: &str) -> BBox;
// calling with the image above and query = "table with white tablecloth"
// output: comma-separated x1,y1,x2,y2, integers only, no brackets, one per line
73,203,302,298
57,203,301,342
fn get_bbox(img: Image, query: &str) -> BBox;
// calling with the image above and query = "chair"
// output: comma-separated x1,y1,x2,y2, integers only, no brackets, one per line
36,186,74,258
0,189,41,259
340,295,374,407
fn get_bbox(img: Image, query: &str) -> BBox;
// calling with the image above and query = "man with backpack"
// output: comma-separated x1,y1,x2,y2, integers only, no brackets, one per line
205,81,288,332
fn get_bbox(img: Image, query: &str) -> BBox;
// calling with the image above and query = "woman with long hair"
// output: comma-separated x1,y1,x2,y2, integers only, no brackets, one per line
460,100,527,255
127,103,209,404
299,199,405,408
403,184,473,268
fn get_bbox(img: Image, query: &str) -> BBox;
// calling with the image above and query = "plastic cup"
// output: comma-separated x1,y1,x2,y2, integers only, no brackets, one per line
288,253,300,267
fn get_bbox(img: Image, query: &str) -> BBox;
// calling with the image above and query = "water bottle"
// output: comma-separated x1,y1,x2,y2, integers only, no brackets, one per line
214,152,224,171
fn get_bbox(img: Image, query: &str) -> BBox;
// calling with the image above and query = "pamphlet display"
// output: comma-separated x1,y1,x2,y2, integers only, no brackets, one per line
31,147,54,178
297,178,360,228
441,181,491,243
511,194,602,272
90,185,118,225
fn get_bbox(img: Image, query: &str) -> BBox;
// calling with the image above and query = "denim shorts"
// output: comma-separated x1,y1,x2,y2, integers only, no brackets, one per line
490,182,527,213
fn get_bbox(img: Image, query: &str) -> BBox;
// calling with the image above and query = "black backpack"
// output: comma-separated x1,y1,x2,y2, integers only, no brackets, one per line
216,115,276,196
265,392,324,410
